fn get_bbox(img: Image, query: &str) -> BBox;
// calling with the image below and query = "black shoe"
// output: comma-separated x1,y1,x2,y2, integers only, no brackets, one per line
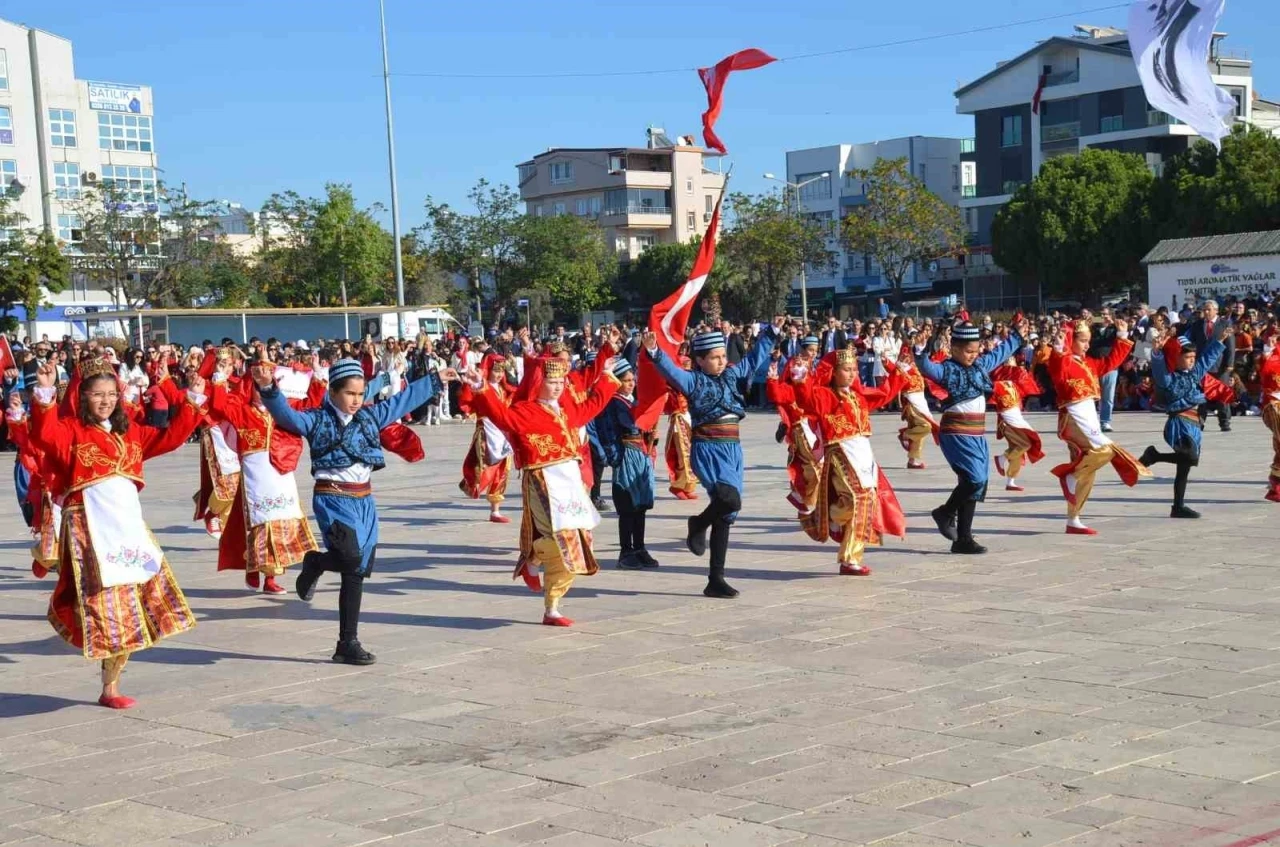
592,497,609,512
333,639,376,665
616,551,644,570
1219,422,1232,432
1140,446,1160,468
635,549,660,568
687,517,708,557
774,422,787,444
931,507,958,542
951,538,988,555
1171,505,1201,519
704,575,739,599
296,554,322,602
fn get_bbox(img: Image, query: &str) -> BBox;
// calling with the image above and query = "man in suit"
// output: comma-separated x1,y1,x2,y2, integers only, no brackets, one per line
721,320,747,365
820,316,847,354
1089,307,1120,432
779,324,802,361
1186,300,1236,431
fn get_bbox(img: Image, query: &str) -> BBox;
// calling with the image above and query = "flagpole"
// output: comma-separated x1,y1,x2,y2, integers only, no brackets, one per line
378,0,408,338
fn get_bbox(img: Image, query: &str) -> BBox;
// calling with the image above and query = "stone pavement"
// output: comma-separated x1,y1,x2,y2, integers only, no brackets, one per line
2,410,1280,847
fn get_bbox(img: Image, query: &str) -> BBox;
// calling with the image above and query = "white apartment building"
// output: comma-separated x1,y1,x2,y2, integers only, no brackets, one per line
0,16,159,338
516,127,726,263
786,137,970,315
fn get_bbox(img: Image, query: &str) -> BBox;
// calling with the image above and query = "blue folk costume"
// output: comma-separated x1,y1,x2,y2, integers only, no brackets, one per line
259,358,443,664
915,325,1022,553
647,325,777,597
582,350,609,505
595,359,658,569
1140,337,1223,518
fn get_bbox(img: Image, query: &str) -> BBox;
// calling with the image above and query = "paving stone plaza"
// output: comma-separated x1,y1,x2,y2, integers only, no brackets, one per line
2,410,1280,847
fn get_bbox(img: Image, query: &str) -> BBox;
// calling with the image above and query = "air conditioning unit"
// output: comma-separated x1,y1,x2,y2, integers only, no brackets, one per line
83,171,99,184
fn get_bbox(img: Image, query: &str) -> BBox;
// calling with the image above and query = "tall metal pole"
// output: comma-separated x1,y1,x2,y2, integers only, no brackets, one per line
794,186,809,325
379,0,408,338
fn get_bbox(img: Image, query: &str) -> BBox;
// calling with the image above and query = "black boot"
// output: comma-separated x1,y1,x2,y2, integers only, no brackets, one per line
703,519,738,598
931,507,958,542
1171,459,1197,518
632,513,658,567
333,639,377,665
952,500,984,554
296,551,323,601
775,422,787,443
686,516,709,557
1140,445,1161,468
1171,505,1201,519
951,537,989,555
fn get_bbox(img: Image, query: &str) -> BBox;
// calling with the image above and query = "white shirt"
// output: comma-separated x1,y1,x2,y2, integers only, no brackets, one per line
314,403,373,485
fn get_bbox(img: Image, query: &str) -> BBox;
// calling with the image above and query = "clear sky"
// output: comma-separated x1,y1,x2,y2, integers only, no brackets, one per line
8,0,1279,226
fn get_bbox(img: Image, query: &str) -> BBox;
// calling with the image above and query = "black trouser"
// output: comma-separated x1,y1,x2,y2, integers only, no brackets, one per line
940,478,983,541
1199,400,1230,429
590,453,605,501
1144,434,1200,508
615,490,649,553
306,521,375,644
691,482,741,579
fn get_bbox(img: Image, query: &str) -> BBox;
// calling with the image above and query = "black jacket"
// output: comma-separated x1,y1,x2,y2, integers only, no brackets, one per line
725,332,747,365
1187,318,1236,377
820,329,847,354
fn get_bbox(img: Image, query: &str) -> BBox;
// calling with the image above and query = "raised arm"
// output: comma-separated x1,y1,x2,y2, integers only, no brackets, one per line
976,332,1023,375
1150,350,1172,390
1192,338,1225,382
27,366,73,469
565,372,621,429
858,366,907,411
364,371,391,402
138,388,207,460
644,341,696,396
913,349,946,385
731,324,778,382
464,380,519,435
1089,337,1134,378
254,362,318,438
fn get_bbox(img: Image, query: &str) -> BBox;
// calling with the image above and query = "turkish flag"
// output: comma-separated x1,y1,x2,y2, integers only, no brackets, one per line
699,48,776,153
1031,72,1048,115
0,336,15,373
633,192,725,431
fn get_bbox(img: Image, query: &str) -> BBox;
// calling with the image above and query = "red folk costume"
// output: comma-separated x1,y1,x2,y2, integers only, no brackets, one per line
193,349,242,538
1047,324,1149,530
1259,346,1280,502
7,411,61,577
790,350,907,575
516,342,614,489
457,354,515,515
207,379,318,584
766,355,823,516
467,358,620,625
30,359,202,689
896,348,940,468
989,360,1044,489
663,371,699,500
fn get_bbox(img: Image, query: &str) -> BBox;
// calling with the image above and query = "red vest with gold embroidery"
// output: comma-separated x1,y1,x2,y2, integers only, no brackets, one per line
506,401,584,471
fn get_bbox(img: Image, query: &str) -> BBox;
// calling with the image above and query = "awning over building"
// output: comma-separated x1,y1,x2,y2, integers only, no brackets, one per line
1142,230,1280,265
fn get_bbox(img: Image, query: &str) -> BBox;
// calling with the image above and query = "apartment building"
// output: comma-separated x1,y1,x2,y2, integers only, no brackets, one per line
786,137,970,314
957,24,1261,249
516,127,726,262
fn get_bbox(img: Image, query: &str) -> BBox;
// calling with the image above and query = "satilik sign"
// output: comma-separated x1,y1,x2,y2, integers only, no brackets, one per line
87,81,145,113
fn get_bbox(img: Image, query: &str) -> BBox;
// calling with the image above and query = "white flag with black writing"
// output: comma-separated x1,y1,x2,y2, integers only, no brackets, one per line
1128,0,1236,149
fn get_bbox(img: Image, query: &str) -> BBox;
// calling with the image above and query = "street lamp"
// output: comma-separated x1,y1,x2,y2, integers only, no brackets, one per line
764,171,830,324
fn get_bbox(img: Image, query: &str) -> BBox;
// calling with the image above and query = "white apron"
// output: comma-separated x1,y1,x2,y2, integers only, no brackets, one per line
1065,399,1112,448
835,436,879,489
209,422,241,475
999,406,1033,431
240,451,305,528
541,460,600,532
482,418,513,465
905,390,936,422
798,418,819,451
82,476,163,587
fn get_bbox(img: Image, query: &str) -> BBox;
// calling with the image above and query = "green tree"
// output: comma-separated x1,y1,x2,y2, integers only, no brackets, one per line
718,190,833,321
418,179,523,320
841,157,965,292
623,240,697,307
513,213,616,318
0,197,71,334
991,149,1154,307
509,287,554,331
69,180,167,308
1151,125,1280,239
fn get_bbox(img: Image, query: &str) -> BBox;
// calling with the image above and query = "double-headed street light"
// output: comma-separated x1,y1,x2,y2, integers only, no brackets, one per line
764,171,830,324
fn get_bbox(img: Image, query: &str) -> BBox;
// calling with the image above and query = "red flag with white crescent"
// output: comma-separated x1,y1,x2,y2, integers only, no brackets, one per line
0,336,15,374
633,192,725,431
699,48,776,154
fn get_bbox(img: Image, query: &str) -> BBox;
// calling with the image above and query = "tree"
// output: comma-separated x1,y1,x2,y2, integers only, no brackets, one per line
841,157,965,292
718,190,832,321
0,197,71,334
1151,125,1280,239
69,180,167,308
992,149,1154,307
418,179,523,320
513,213,616,318
623,241,697,307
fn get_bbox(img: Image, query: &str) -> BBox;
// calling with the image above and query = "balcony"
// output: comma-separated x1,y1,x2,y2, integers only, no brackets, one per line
1147,110,1185,127
600,205,673,227
960,137,976,154
961,185,977,198
1041,121,1081,144
1001,180,1023,196
1100,115,1125,133
1043,69,1080,87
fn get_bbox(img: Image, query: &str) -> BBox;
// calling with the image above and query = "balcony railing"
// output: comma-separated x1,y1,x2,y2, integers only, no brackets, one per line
960,137,976,154
1147,110,1185,127
1044,69,1080,86
1100,115,1125,133
602,205,671,217
1001,180,1023,196
961,185,977,198
1041,120,1081,143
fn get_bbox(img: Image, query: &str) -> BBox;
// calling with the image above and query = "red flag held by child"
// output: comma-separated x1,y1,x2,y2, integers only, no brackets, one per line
698,48,776,154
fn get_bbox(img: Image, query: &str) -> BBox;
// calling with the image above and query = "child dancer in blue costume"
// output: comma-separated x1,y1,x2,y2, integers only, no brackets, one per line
1139,325,1228,519
643,316,784,598
913,318,1027,555
595,358,658,570
251,357,457,665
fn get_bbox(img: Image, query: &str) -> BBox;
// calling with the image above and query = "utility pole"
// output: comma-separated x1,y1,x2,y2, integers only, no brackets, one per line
378,0,408,337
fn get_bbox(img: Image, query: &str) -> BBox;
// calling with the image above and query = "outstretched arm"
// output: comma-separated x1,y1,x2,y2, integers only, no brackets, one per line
566,372,622,429
977,332,1023,375
643,342,696,396
368,371,441,429
730,324,777,382
258,380,318,438
1192,339,1225,381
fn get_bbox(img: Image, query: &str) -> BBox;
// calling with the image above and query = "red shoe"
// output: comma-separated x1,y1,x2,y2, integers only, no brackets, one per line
1005,483,1024,492
907,460,926,470
31,562,49,579
205,516,223,539
994,455,1006,477
542,614,574,627
1065,525,1098,536
244,573,261,591
262,576,286,594
98,694,137,710
1266,489,1280,503
518,563,542,593
489,513,511,524
839,563,872,576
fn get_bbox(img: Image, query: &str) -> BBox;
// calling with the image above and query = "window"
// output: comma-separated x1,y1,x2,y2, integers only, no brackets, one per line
56,213,83,247
0,106,12,145
0,49,7,91
685,177,693,195
608,154,626,173
635,234,655,253
951,164,960,191
549,161,573,184
686,211,696,230
1100,115,1124,133
615,236,629,252
97,113,153,152
533,204,543,217
0,159,16,190
517,163,536,183
796,172,832,201
705,194,713,214
603,187,671,214
100,165,158,207
553,202,566,216
576,198,587,216
589,196,601,215
1001,114,1023,147
53,162,80,200
1227,86,1246,118
49,109,77,147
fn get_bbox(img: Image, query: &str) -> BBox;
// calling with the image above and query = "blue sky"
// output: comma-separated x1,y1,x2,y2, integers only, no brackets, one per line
10,0,1279,225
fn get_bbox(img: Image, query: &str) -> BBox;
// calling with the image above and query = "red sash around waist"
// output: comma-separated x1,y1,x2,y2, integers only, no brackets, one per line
314,480,372,498
940,411,986,437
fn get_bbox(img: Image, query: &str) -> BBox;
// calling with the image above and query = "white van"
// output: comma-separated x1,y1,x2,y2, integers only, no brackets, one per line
358,309,464,342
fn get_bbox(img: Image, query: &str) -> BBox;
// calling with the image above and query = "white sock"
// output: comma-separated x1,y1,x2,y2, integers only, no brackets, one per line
1067,516,1088,529
1007,477,1018,487
545,608,563,619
